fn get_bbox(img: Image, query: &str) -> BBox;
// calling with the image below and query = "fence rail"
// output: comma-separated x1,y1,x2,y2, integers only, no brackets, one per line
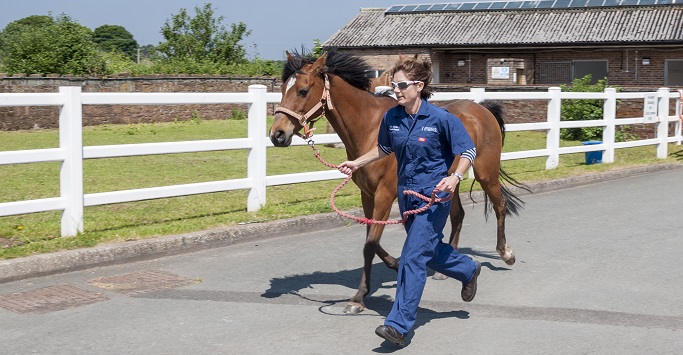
1,85,681,237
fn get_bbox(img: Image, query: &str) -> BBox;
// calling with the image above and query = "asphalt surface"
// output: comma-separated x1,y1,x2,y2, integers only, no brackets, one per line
0,164,681,354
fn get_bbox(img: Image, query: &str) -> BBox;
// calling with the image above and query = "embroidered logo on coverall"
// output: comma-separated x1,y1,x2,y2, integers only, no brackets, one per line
418,137,426,142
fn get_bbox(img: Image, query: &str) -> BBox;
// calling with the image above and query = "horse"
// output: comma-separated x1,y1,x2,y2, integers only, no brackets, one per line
269,50,529,314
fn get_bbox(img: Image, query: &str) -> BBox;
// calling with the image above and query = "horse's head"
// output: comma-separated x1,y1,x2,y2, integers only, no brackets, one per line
269,51,328,147
270,50,374,147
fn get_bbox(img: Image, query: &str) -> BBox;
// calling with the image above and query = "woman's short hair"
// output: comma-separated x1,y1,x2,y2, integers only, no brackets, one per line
389,54,433,100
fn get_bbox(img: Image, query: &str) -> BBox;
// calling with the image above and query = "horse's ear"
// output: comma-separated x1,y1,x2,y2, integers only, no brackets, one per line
286,51,292,61
312,52,327,73
318,52,328,64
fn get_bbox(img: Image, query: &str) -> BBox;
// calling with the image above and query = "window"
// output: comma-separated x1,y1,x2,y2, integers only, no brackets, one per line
573,60,608,83
539,62,571,84
665,59,683,86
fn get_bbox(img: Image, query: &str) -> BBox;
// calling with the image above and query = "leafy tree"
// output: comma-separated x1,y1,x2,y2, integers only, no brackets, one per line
0,14,105,75
94,25,139,60
312,39,324,57
101,51,136,75
0,15,54,63
157,3,251,64
560,75,612,141
138,44,157,61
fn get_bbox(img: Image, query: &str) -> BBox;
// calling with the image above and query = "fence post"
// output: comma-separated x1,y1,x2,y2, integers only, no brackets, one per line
247,85,267,212
546,87,561,169
656,87,670,159
59,86,84,237
602,88,616,163
676,90,682,146
470,87,485,103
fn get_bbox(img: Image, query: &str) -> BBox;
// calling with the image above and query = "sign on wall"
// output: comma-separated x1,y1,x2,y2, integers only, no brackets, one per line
491,66,510,79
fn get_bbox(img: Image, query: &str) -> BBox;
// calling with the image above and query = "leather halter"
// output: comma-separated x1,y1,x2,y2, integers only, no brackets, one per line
274,74,334,140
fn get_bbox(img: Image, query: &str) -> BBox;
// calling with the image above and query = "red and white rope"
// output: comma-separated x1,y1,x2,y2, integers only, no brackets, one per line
313,149,452,225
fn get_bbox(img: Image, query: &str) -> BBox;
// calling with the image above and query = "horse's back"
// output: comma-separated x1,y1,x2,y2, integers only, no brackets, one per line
436,99,503,154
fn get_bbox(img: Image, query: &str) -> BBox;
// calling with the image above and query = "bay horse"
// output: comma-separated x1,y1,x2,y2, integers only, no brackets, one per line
270,51,528,314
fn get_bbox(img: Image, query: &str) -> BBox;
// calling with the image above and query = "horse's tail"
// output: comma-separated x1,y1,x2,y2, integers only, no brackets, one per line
480,100,506,145
476,100,532,219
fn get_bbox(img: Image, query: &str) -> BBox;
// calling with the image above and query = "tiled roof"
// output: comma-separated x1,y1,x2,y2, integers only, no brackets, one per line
324,5,683,48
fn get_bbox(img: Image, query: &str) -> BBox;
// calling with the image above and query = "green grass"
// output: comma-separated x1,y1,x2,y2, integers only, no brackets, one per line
1,120,681,259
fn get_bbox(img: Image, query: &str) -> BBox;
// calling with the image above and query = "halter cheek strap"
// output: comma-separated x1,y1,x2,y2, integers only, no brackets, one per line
274,74,334,140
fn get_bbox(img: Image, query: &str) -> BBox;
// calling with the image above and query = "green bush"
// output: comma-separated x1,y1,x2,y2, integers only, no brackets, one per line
559,75,618,142
229,108,247,120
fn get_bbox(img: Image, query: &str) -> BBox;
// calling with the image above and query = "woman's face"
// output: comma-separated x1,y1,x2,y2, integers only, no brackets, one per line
392,70,423,108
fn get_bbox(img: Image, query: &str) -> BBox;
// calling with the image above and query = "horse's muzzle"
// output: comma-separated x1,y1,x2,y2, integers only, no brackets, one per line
269,129,293,147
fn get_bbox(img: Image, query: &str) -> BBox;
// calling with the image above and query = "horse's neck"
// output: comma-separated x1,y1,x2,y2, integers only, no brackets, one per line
325,81,394,160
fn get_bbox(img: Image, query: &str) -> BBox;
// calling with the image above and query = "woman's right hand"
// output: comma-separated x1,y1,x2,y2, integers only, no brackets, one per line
337,160,359,175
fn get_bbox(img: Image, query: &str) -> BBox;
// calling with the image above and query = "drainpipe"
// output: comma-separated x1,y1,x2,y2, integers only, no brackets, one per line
635,50,638,81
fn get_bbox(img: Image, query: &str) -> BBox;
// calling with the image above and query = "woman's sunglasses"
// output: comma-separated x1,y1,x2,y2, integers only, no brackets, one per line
390,80,422,90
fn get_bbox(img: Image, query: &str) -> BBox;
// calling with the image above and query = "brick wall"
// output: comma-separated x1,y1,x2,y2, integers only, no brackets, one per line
340,47,683,87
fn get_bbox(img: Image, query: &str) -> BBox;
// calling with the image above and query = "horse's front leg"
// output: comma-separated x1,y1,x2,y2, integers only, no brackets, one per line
344,191,396,314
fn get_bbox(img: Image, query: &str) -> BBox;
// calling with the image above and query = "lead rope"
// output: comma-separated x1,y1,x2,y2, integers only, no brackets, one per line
308,141,453,225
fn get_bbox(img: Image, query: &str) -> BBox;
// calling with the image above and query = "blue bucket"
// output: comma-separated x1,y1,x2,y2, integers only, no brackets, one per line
582,141,603,165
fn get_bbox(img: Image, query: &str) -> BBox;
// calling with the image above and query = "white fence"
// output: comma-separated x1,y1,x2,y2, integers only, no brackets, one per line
0,85,681,237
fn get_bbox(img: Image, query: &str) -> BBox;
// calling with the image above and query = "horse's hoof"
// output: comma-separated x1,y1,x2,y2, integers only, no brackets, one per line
500,245,516,265
343,302,364,314
432,272,449,280
502,251,516,265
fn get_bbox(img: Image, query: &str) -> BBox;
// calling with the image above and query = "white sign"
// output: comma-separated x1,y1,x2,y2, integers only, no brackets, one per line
491,66,509,79
643,94,658,123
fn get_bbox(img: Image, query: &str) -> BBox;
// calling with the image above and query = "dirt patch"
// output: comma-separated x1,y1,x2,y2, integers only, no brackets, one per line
0,237,23,249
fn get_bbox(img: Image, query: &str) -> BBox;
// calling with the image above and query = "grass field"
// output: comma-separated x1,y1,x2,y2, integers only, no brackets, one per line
1,118,681,259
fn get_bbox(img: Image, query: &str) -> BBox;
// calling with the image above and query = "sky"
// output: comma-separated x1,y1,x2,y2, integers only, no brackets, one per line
0,0,461,61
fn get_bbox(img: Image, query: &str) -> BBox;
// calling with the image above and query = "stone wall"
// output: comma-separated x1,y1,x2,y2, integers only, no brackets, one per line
0,75,280,130
0,75,678,139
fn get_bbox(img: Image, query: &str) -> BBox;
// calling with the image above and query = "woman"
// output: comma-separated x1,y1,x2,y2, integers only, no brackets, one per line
337,56,481,347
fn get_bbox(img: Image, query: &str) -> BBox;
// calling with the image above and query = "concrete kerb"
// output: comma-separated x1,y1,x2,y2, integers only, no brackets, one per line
0,162,680,283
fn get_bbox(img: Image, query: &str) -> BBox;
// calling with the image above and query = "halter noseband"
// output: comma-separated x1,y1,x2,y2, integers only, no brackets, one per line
274,74,334,140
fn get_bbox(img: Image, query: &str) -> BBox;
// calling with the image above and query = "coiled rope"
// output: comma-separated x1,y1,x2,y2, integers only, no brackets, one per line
310,144,453,225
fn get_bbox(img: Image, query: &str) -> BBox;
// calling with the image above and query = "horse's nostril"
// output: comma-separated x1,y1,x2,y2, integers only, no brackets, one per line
270,130,287,145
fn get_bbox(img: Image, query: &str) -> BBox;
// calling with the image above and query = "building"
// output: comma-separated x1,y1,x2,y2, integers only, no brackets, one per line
324,1,683,87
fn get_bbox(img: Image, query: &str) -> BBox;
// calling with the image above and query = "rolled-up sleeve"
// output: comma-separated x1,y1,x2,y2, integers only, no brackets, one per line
462,147,476,164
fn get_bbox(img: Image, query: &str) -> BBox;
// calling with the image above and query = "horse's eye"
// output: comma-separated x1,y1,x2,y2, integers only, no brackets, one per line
298,89,309,97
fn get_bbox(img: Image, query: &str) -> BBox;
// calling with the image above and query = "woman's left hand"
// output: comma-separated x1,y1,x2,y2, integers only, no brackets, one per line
435,175,459,194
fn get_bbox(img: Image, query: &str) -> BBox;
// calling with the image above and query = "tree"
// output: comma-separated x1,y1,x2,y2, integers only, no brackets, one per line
312,39,324,57
157,3,251,64
138,44,157,61
560,75,611,141
93,25,139,60
0,14,105,75
0,15,54,62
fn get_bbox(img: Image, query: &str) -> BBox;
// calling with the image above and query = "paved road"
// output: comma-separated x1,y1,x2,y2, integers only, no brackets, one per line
1,167,682,354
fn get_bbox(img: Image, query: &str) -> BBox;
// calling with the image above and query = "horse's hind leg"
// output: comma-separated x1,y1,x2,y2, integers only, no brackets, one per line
344,190,396,314
480,177,515,265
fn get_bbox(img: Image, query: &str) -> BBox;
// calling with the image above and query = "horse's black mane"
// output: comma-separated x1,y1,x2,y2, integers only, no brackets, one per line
282,50,373,91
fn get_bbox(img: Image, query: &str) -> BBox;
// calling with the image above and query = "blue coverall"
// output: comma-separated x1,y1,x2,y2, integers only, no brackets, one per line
377,99,479,336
